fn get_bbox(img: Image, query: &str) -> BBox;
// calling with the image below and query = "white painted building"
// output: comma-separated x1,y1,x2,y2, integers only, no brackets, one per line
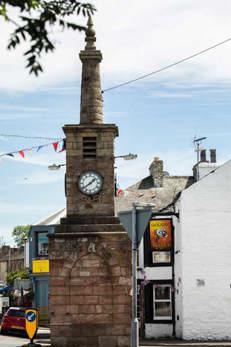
174,159,231,340
139,154,231,340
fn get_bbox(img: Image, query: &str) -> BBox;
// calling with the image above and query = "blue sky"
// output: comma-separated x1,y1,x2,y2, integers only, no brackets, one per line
1,0,231,244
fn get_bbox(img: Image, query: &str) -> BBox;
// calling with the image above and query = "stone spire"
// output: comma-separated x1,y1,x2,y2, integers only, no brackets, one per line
79,16,103,124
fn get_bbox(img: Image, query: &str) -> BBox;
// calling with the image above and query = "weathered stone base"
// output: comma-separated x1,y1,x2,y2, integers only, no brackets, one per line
49,221,131,347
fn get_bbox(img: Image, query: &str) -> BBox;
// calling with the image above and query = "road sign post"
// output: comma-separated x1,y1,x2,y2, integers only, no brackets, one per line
25,309,38,346
118,202,154,347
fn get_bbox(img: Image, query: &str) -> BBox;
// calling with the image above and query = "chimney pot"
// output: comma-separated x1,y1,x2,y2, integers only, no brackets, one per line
210,149,216,163
149,157,163,187
200,149,207,162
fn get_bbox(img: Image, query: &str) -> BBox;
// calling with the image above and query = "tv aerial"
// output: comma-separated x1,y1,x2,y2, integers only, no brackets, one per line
193,136,207,164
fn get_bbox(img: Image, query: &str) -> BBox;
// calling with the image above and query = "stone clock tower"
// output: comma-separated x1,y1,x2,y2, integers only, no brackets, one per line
49,17,131,347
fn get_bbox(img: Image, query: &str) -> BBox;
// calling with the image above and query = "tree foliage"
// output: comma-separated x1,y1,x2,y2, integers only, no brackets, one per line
6,268,29,286
0,1,96,75
12,225,31,247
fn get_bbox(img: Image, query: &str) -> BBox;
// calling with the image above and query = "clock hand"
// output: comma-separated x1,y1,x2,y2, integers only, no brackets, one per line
84,177,96,188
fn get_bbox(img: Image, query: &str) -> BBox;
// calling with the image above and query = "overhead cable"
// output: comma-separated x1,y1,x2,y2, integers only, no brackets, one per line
102,36,231,93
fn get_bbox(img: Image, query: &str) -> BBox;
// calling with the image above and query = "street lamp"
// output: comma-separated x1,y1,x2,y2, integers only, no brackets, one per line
48,163,66,171
115,153,138,160
48,153,137,170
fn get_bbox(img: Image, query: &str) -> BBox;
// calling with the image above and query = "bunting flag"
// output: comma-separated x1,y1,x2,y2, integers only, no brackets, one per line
59,139,66,153
18,150,25,158
52,141,59,152
0,139,66,159
37,145,45,152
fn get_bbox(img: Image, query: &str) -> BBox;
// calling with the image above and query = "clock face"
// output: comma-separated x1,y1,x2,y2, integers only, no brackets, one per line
78,171,103,196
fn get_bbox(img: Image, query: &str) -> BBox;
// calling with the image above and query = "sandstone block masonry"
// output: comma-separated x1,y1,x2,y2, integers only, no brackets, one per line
63,124,118,217
49,221,132,347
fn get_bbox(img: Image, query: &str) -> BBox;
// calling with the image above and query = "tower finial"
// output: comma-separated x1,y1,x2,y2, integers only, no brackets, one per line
85,15,96,50
79,15,103,124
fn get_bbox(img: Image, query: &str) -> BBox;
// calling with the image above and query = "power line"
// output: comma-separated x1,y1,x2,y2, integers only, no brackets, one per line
0,133,62,141
102,36,231,93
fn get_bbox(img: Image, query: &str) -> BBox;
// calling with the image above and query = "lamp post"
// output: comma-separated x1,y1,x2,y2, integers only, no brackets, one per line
48,153,138,171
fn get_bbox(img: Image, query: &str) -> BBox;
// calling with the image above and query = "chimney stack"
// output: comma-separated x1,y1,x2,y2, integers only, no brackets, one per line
149,157,163,187
210,149,216,163
200,149,207,162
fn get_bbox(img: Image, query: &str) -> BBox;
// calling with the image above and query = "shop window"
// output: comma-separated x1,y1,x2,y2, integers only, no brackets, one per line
37,232,48,256
153,284,172,320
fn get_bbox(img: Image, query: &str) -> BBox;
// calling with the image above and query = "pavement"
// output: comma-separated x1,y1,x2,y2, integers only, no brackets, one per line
3,327,231,347
140,340,231,346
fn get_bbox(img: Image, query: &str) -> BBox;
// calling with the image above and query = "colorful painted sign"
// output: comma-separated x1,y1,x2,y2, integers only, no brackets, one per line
149,219,172,250
25,309,38,341
32,259,49,273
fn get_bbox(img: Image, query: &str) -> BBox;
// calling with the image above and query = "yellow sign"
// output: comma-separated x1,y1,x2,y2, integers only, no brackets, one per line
32,259,49,273
150,219,172,250
25,309,38,341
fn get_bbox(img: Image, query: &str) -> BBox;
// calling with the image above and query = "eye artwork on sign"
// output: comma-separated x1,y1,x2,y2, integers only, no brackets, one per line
149,220,172,263
149,219,172,250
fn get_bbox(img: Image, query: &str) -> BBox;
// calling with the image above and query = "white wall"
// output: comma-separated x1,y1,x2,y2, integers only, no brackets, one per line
173,210,183,338
145,323,173,338
178,160,231,340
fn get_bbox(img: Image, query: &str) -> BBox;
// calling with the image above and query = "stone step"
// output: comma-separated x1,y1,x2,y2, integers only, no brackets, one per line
60,216,121,225
56,223,125,233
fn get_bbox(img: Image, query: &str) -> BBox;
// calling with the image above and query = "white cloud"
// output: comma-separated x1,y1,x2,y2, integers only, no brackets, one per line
0,104,49,112
148,91,193,99
1,1,231,91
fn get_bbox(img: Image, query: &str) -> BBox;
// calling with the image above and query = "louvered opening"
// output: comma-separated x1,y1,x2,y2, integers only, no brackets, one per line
83,137,97,159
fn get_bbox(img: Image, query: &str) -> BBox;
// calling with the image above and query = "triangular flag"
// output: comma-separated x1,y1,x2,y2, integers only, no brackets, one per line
58,139,66,153
18,150,25,158
37,145,45,152
6,153,14,157
52,141,59,152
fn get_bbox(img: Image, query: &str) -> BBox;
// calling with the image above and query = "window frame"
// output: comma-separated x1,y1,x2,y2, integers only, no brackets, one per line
153,284,172,321
144,280,174,324
36,231,49,257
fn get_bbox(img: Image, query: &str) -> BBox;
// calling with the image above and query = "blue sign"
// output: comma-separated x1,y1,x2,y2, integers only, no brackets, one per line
26,311,37,322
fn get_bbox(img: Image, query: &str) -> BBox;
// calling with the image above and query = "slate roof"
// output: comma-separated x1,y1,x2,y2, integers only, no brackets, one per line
115,175,195,214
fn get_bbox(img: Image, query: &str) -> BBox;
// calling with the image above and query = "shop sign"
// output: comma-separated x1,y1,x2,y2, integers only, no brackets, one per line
32,259,49,273
149,219,172,250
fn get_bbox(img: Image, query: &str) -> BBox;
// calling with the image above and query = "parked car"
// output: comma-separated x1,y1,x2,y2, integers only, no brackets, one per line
0,283,11,295
0,307,26,335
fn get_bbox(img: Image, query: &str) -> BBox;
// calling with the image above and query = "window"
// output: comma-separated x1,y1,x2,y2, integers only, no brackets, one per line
8,309,25,317
153,284,172,320
37,232,48,256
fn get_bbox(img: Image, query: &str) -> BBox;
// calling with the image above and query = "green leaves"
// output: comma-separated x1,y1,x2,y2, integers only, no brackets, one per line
1,0,96,76
12,225,31,247
6,268,29,286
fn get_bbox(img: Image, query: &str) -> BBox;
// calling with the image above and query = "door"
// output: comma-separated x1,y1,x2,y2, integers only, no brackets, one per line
35,278,49,325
